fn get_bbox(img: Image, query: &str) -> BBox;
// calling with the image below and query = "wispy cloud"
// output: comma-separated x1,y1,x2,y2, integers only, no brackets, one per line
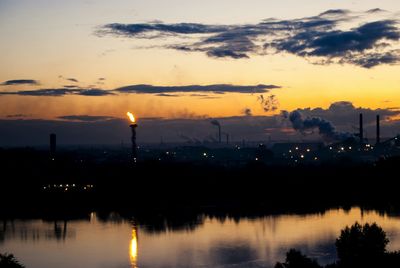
58,75,79,83
156,93,183,97
6,114,29,118
0,84,280,97
0,88,114,97
99,9,400,68
1,79,39,86
66,78,79,83
58,115,116,122
115,84,280,94
99,22,228,37
270,20,400,68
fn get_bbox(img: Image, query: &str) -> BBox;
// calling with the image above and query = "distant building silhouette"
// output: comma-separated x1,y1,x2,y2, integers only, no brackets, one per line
359,113,364,144
130,124,138,163
376,115,380,145
50,133,56,160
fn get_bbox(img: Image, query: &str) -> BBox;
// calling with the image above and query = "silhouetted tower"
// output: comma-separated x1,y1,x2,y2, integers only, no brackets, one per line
50,133,56,160
218,125,221,143
130,123,138,163
211,120,222,143
226,133,229,145
376,115,380,144
359,113,364,144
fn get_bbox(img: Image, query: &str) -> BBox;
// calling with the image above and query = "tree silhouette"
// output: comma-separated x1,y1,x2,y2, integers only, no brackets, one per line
275,249,322,268
335,222,388,267
0,253,25,268
275,223,400,268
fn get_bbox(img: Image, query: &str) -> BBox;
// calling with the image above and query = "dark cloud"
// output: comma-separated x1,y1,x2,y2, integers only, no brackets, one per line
66,78,79,83
367,8,386,14
340,50,400,68
0,88,73,96
100,22,228,37
0,88,114,97
0,84,277,98
99,15,340,60
58,115,115,122
115,84,279,94
272,20,400,67
319,9,350,17
1,79,39,86
78,89,115,96
206,47,249,59
99,10,400,67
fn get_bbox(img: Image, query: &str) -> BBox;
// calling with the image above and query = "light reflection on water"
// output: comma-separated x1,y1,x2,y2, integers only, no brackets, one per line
1,207,400,268
130,226,138,268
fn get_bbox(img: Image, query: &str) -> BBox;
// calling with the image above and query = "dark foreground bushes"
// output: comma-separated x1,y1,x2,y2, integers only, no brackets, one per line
0,254,24,268
276,223,400,268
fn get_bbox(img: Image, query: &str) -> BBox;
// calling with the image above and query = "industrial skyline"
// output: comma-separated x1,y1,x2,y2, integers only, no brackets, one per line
0,105,398,146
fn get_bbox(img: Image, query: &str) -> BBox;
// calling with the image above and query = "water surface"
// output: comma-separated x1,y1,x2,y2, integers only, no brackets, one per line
1,207,400,268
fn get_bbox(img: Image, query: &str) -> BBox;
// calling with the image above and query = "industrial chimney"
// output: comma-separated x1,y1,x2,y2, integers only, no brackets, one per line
218,125,222,144
50,133,56,160
130,124,138,163
376,115,380,145
210,120,222,143
127,112,138,163
359,113,364,144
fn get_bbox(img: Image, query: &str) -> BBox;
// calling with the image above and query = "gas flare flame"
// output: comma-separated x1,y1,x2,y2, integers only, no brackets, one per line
127,112,136,123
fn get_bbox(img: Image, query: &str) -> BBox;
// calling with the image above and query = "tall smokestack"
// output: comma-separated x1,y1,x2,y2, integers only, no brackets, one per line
127,112,138,163
50,133,56,160
130,124,138,163
210,120,222,143
359,113,364,144
218,125,221,143
376,115,380,145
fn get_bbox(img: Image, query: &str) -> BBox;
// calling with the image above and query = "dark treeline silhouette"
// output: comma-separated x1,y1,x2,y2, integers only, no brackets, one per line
275,223,400,268
0,253,24,268
2,147,400,214
2,147,400,268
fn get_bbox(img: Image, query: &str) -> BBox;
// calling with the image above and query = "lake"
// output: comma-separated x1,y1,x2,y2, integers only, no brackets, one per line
1,207,400,268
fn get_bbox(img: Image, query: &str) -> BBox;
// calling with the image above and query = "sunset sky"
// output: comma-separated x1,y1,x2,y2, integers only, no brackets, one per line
1,0,400,145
